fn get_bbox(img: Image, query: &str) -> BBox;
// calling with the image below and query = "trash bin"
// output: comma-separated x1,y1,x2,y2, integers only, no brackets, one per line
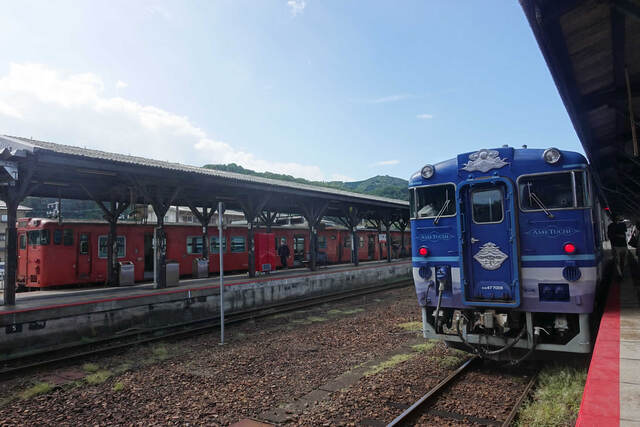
118,261,135,286
192,258,209,279
165,261,180,287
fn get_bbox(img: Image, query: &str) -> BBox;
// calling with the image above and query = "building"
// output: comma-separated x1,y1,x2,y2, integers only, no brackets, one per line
0,201,32,263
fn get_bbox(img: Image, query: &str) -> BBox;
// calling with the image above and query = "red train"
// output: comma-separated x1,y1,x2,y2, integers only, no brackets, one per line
16,218,410,288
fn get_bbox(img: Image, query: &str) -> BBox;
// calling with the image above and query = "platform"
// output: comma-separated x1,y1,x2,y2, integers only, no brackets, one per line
577,257,640,426
0,260,411,361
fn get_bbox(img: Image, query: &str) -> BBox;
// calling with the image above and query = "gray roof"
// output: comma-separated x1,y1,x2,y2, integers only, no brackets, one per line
0,201,31,211
0,135,408,208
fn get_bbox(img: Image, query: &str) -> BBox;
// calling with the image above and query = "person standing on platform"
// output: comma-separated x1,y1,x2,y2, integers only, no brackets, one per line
608,218,628,277
278,239,290,269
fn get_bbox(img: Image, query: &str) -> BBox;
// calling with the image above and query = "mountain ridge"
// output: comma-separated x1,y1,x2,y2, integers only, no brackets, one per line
202,163,409,201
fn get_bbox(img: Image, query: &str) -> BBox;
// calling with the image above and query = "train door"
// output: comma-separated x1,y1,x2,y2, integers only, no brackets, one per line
144,233,154,279
367,235,375,260
293,234,306,265
458,179,520,307
77,233,92,278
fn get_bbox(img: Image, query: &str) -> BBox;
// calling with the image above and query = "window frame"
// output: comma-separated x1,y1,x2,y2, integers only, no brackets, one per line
410,182,457,220
53,229,63,245
517,169,592,213
79,234,90,255
471,186,505,225
19,234,26,250
97,235,127,259
209,236,228,254
230,236,246,253
63,229,74,246
185,235,204,255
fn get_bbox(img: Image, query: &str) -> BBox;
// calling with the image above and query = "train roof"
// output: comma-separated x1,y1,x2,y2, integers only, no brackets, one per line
408,147,588,187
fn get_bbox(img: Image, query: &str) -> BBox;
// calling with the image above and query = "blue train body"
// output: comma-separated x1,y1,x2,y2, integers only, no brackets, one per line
409,147,609,358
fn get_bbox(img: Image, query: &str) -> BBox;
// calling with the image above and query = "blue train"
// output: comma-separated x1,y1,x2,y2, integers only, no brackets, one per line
409,147,610,360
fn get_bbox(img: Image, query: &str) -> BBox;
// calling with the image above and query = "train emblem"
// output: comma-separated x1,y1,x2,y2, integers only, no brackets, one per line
473,242,508,270
461,149,509,173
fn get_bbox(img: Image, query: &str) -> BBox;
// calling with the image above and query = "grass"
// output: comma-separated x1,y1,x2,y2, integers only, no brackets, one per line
398,321,423,332
437,355,465,369
82,362,100,373
327,308,364,316
365,353,414,376
112,382,125,392
151,344,169,361
20,382,52,399
411,341,437,353
113,362,132,374
85,370,112,385
517,365,587,426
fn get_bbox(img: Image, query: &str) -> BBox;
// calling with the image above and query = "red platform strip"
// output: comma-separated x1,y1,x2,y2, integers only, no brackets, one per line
576,280,620,426
0,261,410,317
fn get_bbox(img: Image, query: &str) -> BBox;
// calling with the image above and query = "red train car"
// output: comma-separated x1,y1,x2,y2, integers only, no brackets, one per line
16,218,409,288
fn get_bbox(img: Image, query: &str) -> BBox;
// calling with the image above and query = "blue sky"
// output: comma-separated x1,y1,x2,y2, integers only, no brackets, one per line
0,1,582,182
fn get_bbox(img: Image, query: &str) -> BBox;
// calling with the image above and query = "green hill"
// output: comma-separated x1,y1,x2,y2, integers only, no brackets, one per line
203,163,409,201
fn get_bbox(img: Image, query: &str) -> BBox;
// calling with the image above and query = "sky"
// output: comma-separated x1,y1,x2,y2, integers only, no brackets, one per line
0,1,583,182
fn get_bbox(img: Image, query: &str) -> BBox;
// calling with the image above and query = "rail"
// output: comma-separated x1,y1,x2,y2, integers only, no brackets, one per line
0,279,412,379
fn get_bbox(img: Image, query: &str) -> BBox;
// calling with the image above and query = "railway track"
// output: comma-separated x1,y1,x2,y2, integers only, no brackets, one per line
0,279,412,379
387,357,537,426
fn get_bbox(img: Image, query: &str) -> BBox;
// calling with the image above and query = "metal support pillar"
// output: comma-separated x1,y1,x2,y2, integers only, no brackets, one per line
188,204,216,261
259,210,278,233
134,182,180,289
218,201,225,345
5,201,17,304
299,200,329,271
382,215,393,262
394,218,409,258
1,162,37,305
336,206,362,267
239,194,271,278
368,218,384,260
81,186,130,286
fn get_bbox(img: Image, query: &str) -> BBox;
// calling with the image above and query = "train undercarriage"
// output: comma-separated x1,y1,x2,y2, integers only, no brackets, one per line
421,306,592,361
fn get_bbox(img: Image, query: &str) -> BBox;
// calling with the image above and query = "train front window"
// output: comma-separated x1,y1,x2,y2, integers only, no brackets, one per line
519,171,589,211
19,234,26,249
472,188,503,224
28,230,40,245
414,184,456,219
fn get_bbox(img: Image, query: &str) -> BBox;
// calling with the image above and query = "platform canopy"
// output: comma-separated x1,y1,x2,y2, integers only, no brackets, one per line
0,135,408,219
521,0,640,219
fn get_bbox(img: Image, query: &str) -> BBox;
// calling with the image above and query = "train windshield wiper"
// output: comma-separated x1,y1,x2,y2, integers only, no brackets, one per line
527,183,554,218
434,196,451,225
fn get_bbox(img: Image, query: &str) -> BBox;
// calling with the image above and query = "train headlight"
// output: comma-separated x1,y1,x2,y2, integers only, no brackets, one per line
543,148,562,164
421,164,435,179
418,246,429,256
563,242,576,254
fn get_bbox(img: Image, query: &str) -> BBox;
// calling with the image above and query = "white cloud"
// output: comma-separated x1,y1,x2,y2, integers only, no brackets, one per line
116,80,128,90
371,160,400,166
0,63,335,181
287,0,306,16
417,113,433,119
